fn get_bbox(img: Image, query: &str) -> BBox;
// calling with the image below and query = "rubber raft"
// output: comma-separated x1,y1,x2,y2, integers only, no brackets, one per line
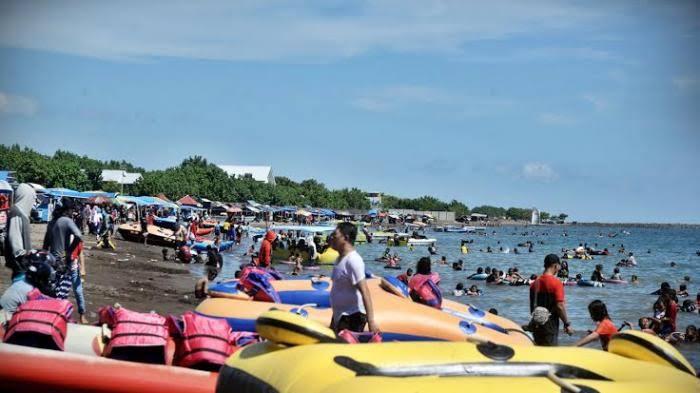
216,323,698,393
199,278,531,346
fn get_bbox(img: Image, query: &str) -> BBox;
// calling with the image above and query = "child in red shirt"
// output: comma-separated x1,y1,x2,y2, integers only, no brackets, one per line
576,299,618,350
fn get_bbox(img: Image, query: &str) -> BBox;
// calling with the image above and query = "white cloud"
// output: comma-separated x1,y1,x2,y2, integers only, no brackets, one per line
522,162,558,182
582,93,608,111
0,92,37,116
537,112,575,126
0,1,603,62
672,76,699,91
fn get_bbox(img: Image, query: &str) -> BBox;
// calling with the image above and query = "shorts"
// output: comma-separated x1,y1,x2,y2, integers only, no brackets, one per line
331,312,367,334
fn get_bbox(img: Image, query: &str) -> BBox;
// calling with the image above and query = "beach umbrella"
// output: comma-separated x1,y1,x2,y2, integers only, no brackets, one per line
87,195,113,205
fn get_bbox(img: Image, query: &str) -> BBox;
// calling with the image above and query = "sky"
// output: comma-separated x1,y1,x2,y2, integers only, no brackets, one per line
0,1,698,223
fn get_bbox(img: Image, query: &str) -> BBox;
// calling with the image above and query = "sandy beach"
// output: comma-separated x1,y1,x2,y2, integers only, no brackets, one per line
0,223,198,320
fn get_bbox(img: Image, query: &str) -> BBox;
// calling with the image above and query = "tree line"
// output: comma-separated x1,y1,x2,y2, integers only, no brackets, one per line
0,144,565,219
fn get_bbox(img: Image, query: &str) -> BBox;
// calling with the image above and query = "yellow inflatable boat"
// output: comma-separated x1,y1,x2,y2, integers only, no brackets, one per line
217,324,699,393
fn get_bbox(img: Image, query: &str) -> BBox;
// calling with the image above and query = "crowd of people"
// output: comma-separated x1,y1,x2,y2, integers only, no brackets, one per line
1,186,697,359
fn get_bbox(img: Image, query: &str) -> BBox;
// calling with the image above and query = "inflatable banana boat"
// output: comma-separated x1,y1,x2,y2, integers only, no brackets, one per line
0,343,217,393
197,279,532,345
216,317,698,393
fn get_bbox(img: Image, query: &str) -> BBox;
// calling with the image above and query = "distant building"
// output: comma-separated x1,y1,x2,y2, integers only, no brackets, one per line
366,192,382,207
218,165,275,185
531,208,540,225
101,169,142,185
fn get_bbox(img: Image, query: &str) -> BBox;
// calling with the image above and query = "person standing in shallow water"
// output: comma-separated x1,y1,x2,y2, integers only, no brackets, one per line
329,222,379,334
529,254,574,346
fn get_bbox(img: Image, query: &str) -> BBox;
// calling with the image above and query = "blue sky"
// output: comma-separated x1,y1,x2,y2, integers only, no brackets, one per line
0,1,698,223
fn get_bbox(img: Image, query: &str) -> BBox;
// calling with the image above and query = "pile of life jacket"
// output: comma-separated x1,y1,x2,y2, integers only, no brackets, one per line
408,273,443,309
3,299,260,371
3,289,73,350
98,306,260,369
237,265,282,303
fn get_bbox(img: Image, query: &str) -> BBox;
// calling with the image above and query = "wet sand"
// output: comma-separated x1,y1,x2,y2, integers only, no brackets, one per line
0,224,200,321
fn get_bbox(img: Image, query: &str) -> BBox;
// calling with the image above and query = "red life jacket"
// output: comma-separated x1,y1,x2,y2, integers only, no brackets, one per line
170,312,234,370
408,274,443,309
4,296,73,351
337,330,383,344
100,307,169,360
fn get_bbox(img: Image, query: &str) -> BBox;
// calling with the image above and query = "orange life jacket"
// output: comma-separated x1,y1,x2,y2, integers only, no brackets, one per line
171,312,234,370
4,295,73,351
100,307,169,361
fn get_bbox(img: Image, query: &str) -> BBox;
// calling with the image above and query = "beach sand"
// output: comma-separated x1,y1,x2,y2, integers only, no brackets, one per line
0,223,199,320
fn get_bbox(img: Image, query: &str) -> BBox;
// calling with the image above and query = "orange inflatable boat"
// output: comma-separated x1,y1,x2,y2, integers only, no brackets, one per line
197,278,532,346
0,343,217,393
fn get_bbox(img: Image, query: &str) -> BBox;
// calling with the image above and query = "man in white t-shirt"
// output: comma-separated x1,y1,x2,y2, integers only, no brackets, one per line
329,222,379,333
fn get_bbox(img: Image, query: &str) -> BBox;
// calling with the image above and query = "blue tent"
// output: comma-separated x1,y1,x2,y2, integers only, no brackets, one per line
367,209,378,217
45,188,90,199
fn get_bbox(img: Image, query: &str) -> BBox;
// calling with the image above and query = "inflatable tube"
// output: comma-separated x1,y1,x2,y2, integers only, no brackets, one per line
380,276,409,298
317,248,339,265
190,240,234,252
577,280,604,287
195,227,214,236
383,265,401,270
256,309,336,346
0,343,217,393
208,278,332,308
609,330,696,376
197,280,531,346
217,340,699,393
468,273,488,281
603,279,628,285
207,281,252,300
563,280,578,286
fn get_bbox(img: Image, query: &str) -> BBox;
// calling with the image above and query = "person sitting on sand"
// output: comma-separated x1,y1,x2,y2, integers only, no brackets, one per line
194,268,219,300
610,267,623,281
453,283,465,297
575,300,618,351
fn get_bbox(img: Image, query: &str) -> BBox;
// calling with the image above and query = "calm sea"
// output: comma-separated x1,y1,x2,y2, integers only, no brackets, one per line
193,224,700,370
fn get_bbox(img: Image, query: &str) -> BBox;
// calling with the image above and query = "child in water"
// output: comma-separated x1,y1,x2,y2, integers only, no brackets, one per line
575,300,618,351
453,283,465,296
466,285,481,296
610,267,622,281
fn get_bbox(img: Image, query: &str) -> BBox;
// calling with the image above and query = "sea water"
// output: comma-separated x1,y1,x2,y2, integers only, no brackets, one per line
194,224,700,369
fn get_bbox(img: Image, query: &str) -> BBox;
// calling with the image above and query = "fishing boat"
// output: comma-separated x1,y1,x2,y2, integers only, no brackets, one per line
117,223,177,248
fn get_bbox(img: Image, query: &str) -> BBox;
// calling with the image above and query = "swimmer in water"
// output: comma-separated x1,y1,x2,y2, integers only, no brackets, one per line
610,267,622,281
453,282,465,296
630,275,639,284
466,285,481,296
